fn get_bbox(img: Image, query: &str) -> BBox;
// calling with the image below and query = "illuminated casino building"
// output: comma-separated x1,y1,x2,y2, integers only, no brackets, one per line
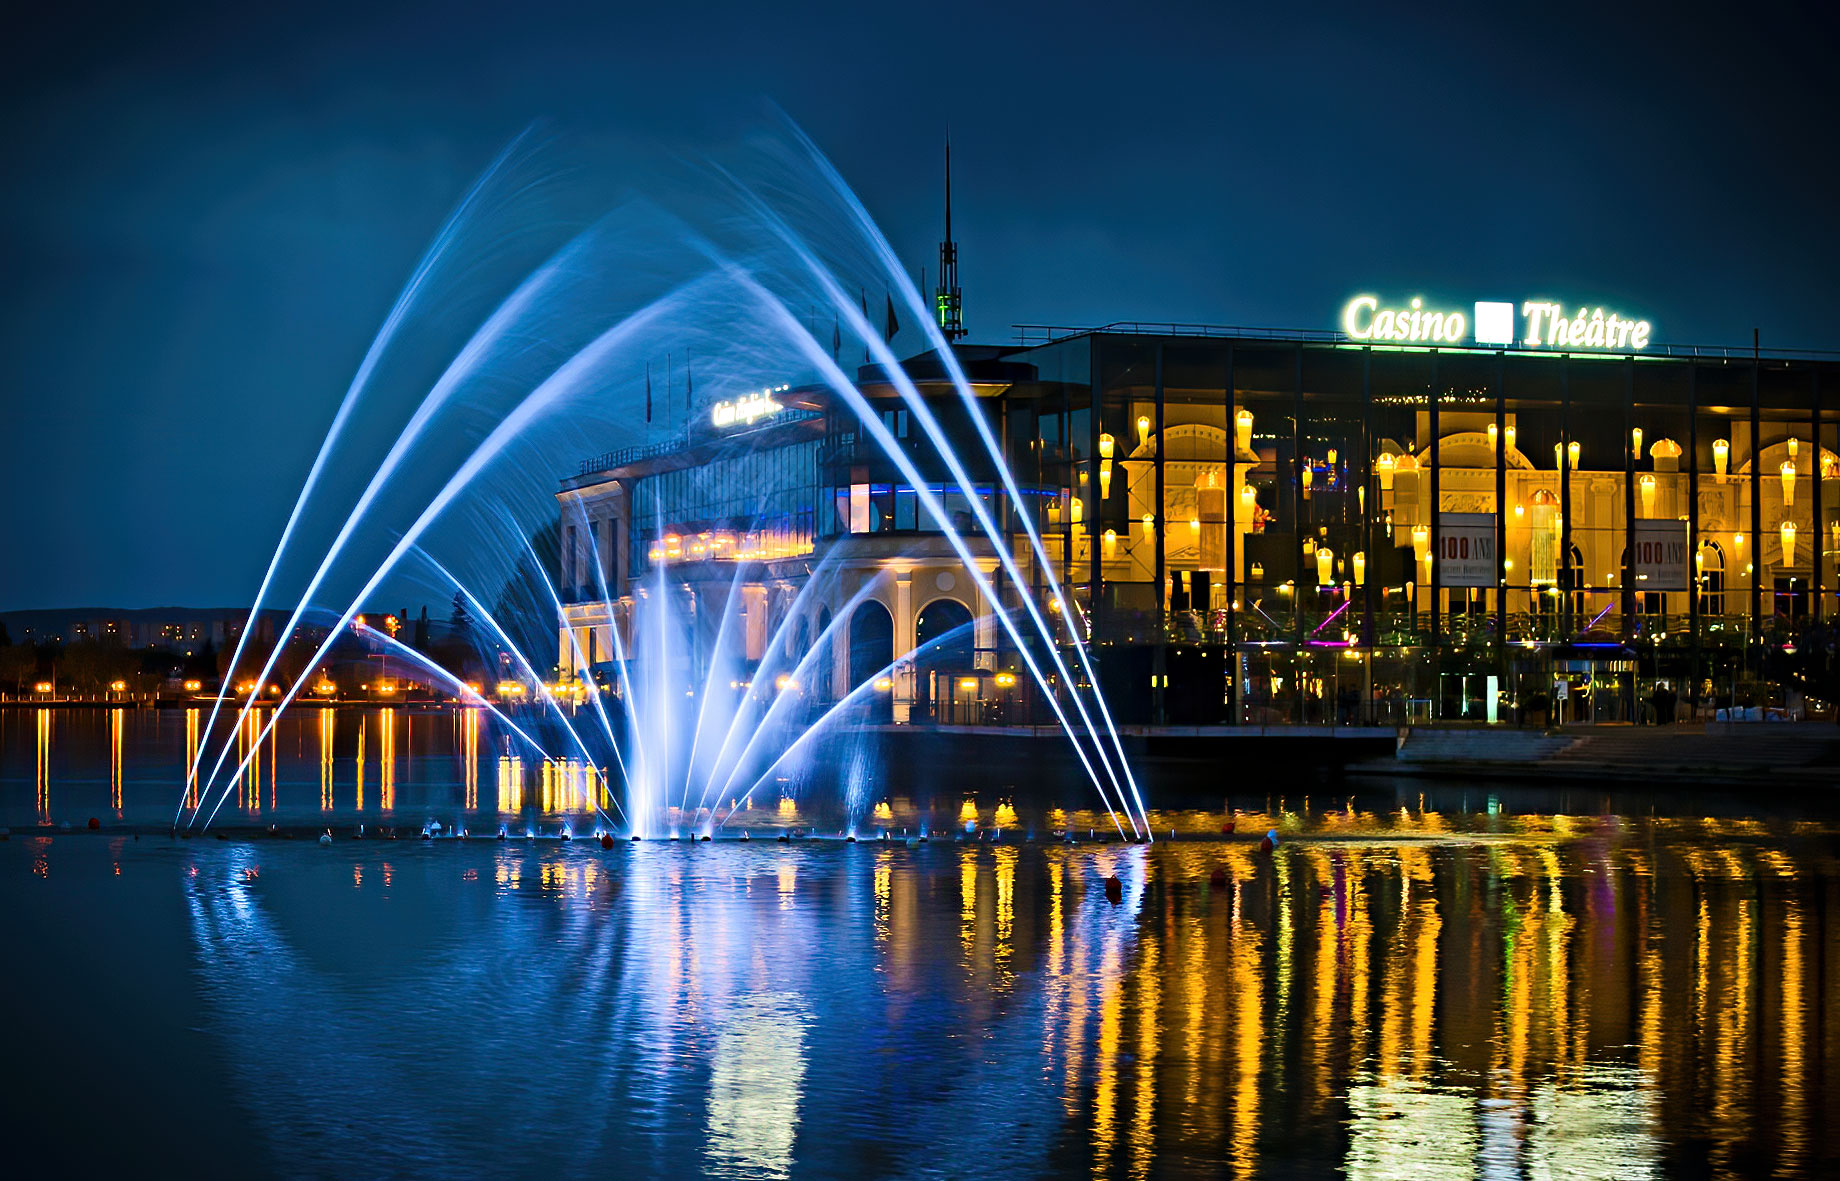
559,270,1840,726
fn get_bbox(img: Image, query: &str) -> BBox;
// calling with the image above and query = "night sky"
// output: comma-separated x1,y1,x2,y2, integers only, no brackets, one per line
3,1,1834,610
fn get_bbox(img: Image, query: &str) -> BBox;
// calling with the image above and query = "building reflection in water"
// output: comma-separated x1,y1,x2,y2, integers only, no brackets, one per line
159,807,1840,1177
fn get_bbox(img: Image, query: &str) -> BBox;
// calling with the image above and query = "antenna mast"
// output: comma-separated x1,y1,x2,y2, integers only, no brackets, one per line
936,137,965,341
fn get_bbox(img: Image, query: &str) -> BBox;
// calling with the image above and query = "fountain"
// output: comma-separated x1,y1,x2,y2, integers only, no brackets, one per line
176,119,1149,839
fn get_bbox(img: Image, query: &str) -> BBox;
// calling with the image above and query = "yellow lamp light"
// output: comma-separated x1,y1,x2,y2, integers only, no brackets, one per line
1300,465,1313,498
1375,451,1395,491
1568,440,1581,469
1487,422,1498,451
1316,547,1334,584
1141,512,1154,534
1234,408,1253,454
1631,426,1642,457
1638,472,1656,515
1070,497,1083,524
1780,460,1796,507
1505,425,1516,451
1410,522,1429,560
1781,519,1797,565
1352,551,1366,583
1250,561,1264,580
1103,528,1118,555
1327,448,1338,465
1136,415,1152,446
1713,439,1729,477
1240,484,1256,513
1098,432,1114,459
1788,436,1800,461
1733,531,1744,551
1551,512,1563,542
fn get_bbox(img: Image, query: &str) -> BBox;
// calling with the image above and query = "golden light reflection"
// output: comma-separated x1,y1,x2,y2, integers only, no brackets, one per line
183,708,200,810
36,708,52,819
1779,886,1807,1172
959,849,978,967
873,852,892,944
319,708,335,811
109,708,123,814
460,708,479,810
377,708,395,812
498,754,523,812
994,846,1017,985
355,716,365,811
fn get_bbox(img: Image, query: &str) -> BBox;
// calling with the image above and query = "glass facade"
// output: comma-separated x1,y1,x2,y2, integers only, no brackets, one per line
1000,334,1838,726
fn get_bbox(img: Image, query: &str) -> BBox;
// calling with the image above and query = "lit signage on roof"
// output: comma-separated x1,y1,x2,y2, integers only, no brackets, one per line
1342,296,1466,344
710,385,791,428
1342,295,1653,351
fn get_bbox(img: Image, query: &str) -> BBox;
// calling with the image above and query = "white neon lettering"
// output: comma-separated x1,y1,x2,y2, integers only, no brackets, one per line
1344,293,1649,350
710,384,791,428
1342,295,1378,339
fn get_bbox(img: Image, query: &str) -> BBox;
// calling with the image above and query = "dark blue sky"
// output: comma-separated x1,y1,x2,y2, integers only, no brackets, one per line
3,0,1834,609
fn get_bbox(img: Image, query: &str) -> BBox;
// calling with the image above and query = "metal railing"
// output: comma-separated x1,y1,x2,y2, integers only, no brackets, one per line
579,437,688,477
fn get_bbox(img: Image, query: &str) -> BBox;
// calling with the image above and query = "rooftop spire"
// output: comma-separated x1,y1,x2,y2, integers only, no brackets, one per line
936,135,965,342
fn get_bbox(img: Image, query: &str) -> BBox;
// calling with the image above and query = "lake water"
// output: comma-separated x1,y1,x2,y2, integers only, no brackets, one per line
2,706,1836,1178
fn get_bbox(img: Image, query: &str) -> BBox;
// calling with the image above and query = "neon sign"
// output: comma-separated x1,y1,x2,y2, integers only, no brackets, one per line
1342,295,1654,351
1342,295,1466,344
710,385,790,428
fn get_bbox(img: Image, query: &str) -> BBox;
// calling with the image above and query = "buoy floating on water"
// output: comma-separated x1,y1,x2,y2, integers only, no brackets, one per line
1259,828,1279,852
600,834,614,850
1209,867,1227,889
1104,875,1123,905
87,817,100,830
318,831,332,846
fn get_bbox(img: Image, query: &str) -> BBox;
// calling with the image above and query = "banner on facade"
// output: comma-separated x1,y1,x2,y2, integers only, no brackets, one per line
1633,519,1690,591
1437,513,1497,588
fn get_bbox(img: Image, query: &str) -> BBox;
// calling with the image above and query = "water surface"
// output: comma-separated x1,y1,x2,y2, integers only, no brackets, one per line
2,707,1835,1178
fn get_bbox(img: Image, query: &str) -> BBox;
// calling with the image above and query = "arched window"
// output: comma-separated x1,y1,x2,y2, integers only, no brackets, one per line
1697,541,1725,618
914,598,975,672
848,600,894,724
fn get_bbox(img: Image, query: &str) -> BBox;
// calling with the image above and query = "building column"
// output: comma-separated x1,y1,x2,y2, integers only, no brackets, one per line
974,563,998,671
893,570,913,723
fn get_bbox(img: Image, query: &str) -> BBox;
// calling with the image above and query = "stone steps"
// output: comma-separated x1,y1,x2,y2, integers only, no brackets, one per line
1396,728,1580,765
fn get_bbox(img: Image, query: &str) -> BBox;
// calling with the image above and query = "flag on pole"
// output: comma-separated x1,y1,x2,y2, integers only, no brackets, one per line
832,315,841,362
884,292,900,343
645,361,652,423
860,289,870,363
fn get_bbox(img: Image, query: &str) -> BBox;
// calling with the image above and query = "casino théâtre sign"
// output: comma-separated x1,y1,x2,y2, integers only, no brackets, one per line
1341,295,1653,351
